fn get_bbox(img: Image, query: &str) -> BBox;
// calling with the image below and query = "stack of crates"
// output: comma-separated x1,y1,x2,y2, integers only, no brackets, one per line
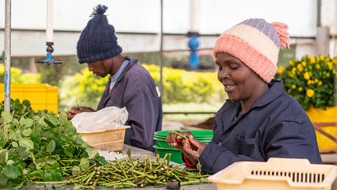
0,84,58,113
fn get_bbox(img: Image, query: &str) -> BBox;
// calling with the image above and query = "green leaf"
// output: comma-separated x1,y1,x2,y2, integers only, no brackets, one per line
50,171,63,181
42,131,54,138
47,159,58,167
42,172,52,181
79,158,89,171
17,146,30,160
127,149,131,158
63,149,73,158
1,111,13,123
88,151,98,159
3,165,21,179
66,123,77,136
0,173,9,186
0,130,4,139
59,111,68,126
44,114,58,128
21,128,32,137
7,160,14,165
8,130,17,140
18,138,34,150
0,150,8,164
46,140,56,153
71,166,81,176
44,118,55,128
11,141,18,148
0,140,7,148
20,117,33,128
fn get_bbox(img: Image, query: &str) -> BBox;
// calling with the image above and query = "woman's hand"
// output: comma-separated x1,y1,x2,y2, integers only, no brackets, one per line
166,131,206,164
182,136,206,164
67,106,95,120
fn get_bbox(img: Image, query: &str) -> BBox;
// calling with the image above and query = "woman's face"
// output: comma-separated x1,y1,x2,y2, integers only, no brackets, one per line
215,52,264,103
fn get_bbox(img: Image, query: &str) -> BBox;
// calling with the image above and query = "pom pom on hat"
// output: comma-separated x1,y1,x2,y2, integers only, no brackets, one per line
213,18,290,82
77,4,123,64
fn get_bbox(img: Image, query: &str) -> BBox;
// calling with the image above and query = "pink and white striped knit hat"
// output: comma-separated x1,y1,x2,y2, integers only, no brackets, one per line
213,18,290,82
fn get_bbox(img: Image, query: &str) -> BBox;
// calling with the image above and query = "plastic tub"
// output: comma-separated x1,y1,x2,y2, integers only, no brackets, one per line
154,130,213,138
208,158,337,190
153,145,183,164
154,137,212,148
153,130,213,163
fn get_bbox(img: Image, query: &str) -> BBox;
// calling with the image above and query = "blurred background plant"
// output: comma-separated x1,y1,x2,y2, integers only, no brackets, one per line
0,64,41,84
277,55,336,110
59,64,226,111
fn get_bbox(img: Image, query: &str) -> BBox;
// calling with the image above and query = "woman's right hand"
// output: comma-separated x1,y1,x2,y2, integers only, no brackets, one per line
166,131,192,149
166,131,206,165
67,106,95,120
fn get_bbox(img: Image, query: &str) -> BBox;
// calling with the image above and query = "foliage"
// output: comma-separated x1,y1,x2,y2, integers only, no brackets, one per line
35,56,85,86
0,99,107,189
0,62,226,112
0,99,36,119
59,64,225,110
142,64,224,104
277,55,336,110
0,99,210,189
59,68,109,109
0,65,41,84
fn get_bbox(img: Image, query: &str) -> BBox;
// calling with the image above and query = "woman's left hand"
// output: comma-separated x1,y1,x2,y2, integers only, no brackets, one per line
181,135,207,165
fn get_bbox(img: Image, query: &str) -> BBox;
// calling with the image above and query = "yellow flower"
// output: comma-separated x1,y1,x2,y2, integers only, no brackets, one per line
319,55,325,61
277,66,285,75
297,64,303,72
327,61,333,70
306,89,315,98
310,57,316,64
277,54,335,110
303,72,310,80
301,61,306,67
332,58,336,64
292,67,297,72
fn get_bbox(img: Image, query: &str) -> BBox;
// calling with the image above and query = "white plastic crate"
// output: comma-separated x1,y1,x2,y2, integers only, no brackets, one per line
208,158,337,190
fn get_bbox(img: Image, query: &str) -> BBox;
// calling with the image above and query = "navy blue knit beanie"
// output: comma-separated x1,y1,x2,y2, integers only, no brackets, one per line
77,5,123,64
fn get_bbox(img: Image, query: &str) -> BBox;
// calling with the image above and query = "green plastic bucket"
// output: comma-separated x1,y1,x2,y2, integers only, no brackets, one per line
153,145,183,164
154,130,213,138
154,130,213,147
154,137,212,148
153,130,213,162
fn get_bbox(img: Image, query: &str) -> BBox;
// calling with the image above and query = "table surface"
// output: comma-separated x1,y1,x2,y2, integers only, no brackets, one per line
23,145,216,190
23,145,337,190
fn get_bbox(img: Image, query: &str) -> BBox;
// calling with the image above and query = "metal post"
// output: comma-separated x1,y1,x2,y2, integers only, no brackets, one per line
4,0,11,112
159,0,164,101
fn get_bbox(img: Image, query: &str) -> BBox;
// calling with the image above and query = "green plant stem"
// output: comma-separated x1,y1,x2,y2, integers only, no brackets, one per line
172,130,188,139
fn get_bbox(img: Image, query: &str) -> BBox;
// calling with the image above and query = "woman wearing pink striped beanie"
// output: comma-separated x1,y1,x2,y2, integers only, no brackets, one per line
166,18,322,174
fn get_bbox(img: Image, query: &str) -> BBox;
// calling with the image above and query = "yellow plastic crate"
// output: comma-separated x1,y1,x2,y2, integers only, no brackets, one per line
0,84,58,113
79,125,130,152
306,106,337,153
208,158,337,190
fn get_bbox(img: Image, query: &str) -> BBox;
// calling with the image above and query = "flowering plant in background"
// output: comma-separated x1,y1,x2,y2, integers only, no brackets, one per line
277,55,336,111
